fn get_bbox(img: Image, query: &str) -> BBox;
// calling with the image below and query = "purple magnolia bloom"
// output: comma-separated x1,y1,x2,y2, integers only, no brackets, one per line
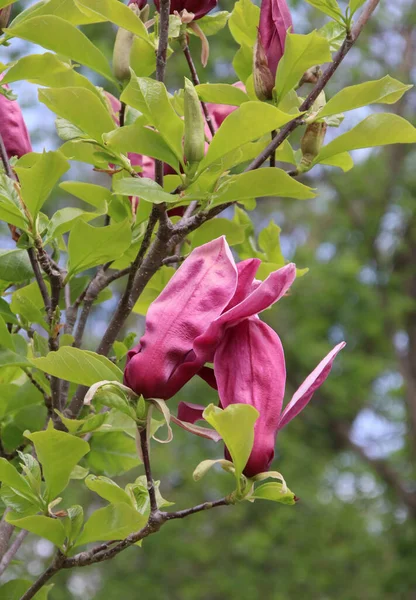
254,0,293,99
0,75,32,159
177,255,345,476
154,0,217,20
124,237,296,400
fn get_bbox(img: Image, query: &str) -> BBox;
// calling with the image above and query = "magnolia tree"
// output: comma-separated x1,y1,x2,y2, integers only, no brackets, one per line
0,0,414,597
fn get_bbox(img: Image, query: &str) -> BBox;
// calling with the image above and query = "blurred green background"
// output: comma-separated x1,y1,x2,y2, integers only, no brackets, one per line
1,0,416,598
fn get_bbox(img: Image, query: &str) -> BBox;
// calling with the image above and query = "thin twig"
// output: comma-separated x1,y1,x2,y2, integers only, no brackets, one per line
0,529,28,577
164,497,231,520
139,428,159,514
182,43,216,137
19,552,65,600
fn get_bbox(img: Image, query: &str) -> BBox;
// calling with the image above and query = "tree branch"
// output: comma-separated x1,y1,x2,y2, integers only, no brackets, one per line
19,552,65,600
139,428,159,514
0,529,28,577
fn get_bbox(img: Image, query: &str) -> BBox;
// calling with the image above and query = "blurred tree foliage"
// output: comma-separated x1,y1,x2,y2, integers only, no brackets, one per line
2,1,416,599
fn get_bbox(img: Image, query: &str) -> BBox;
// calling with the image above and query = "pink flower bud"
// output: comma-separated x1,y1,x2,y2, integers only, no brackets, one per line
154,0,217,20
253,0,293,100
0,75,32,159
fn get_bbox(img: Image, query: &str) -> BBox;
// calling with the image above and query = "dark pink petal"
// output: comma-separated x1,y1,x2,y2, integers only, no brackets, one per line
259,0,293,78
177,401,205,424
0,76,32,159
278,341,346,430
193,262,296,364
154,0,217,19
197,366,217,389
124,237,237,399
225,258,261,310
214,319,286,477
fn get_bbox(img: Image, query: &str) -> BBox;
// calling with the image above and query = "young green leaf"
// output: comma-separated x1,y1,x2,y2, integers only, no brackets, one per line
318,75,413,118
203,403,259,484
229,0,260,46
121,75,184,162
315,113,416,163
251,482,297,505
15,151,69,220
32,347,123,386
195,83,250,106
25,421,90,501
8,514,67,547
75,502,147,547
200,102,298,170
85,474,133,506
0,174,29,230
304,0,345,23
275,32,332,102
87,432,140,476
0,248,32,282
211,168,316,206
67,219,132,277
5,16,115,82
74,0,147,37
113,177,180,204
39,87,116,142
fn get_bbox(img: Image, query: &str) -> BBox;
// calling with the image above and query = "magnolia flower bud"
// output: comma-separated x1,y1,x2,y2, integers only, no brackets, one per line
0,75,32,159
253,34,275,101
0,6,11,32
112,4,141,82
254,0,293,101
299,122,327,172
184,78,205,170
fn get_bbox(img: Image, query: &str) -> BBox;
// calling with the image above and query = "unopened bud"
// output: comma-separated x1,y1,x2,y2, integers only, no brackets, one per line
299,121,327,172
184,78,205,170
0,6,11,32
112,4,141,82
253,34,275,101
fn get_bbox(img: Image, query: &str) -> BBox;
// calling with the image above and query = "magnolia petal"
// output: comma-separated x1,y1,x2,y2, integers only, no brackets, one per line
192,262,296,364
259,0,293,78
197,366,217,389
278,341,346,430
225,258,261,310
214,319,286,477
124,237,237,399
174,402,221,442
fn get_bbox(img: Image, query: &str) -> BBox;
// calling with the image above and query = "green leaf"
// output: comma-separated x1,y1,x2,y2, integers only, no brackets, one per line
31,347,123,386
0,579,53,600
200,102,297,171
315,113,416,163
318,21,345,52
0,348,32,368
19,0,104,25
196,11,230,37
252,482,297,505
74,0,147,37
229,0,260,46
104,124,180,172
85,474,133,506
15,151,69,219
1,52,99,97
133,267,175,315
0,457,34,497
321,152,354,172
63,505,84,547
348,0,366,16
121,75,184,162
75,502,146,547
0,298,18,325
7,514,66,547
59,181,111,209
195,84,249,106
39,87,116,142
203,403,259,485
11,281,48,329
318,76,413,118
0,249,32,282
258,221,285,266
304,0,344,22
275,32,332,102
87,432,140,476
0,315,14,351
46,206,104,240
125,475,173,513
191,218,247,248
67,219,132,277
130,36,157,78
212,168,315,206
0,174,29,229
5,16,115,82
113,177,179,205
25,421,90,501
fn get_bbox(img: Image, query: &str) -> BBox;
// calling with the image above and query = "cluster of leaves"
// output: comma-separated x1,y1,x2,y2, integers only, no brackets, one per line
0,0,415,596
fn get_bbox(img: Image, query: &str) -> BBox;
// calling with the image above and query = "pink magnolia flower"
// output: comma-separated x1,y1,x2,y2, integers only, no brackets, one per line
154,0,217,20
254,0,293,99
179,330,344,477
124,237,296,400
0,74,32,159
